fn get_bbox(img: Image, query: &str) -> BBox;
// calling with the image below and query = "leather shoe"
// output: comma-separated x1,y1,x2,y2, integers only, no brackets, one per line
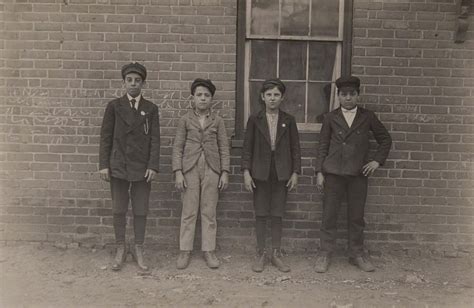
203,251,220,269
176,251,191,270
271,249,290,273
314,253,330,273
251,249,266,273
131,244,149,271
111,244,127,271
349,255,375,272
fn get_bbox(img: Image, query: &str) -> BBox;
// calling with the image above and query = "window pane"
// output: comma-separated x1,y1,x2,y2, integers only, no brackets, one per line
250,40,277,79
281,0,310,36
249,81,264,115
281,82,305,122
308,42,337,81
308,82,331,123
250,0,279,35
279,41,306,80
311,0,339,37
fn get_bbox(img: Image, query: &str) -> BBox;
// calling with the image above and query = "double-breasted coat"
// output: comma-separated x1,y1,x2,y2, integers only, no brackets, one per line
241,109,301,181
99,95,160,182
315,107,392,176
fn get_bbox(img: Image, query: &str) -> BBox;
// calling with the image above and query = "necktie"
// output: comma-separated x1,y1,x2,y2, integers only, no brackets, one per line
130,98,137,111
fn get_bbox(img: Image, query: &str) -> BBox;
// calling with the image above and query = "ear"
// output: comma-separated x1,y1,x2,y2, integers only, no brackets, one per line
260,92,265,101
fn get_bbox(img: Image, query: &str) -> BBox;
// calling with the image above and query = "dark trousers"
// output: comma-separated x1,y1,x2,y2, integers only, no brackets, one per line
253,153,287,217
320,173,368,257
110,177,151,244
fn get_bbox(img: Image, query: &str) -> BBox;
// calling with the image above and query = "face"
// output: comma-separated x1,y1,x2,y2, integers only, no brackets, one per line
123,72,144,98
261,87,283,112
338,88,359,110
193,86,213,113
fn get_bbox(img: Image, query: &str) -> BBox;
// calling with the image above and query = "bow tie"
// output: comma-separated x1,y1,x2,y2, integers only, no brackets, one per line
342,108,356,113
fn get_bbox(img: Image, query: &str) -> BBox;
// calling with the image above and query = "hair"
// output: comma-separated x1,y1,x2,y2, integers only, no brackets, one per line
260,82,286,96
337,88,360,95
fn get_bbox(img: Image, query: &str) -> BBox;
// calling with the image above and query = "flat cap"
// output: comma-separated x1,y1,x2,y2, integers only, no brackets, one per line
121,62,147,81
191,78,216,96
261,78,286,94
335,76,360,90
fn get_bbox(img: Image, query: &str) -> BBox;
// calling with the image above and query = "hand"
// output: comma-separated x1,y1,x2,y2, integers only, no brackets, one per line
286,172,298,192
243,170,256,192
316,172,325,193
175,170,187,192
144,168,157,182
218,171,229,191
99,168,110,182
362,161,380,176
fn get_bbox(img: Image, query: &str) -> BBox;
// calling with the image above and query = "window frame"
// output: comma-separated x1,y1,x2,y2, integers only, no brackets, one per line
234,0,353,140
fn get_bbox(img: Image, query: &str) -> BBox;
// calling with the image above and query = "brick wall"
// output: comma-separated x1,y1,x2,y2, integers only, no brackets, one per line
351,0,473,256
0,0,472,256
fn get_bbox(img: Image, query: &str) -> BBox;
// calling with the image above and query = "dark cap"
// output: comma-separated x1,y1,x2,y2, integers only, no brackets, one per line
121,62,147,81
261,78,286,95
191,78,216,96
335,76,360,90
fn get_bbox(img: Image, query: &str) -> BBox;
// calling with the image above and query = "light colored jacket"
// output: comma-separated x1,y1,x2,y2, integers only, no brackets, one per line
172,110,230,175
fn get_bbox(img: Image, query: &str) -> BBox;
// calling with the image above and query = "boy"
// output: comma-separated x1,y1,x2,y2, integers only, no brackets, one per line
242,79,301,273
172,78,230,270
314,76,392,273
99,62,160,271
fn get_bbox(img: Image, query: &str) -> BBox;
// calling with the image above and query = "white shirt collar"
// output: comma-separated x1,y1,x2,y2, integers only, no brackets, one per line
127,93,141,107
341,106,357,113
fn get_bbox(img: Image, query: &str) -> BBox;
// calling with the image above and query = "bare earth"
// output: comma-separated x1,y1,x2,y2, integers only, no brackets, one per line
0,243,472,307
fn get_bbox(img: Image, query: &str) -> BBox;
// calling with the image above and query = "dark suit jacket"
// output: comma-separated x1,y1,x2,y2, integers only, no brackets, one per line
315,107,392,176
242,109,301,181
99,95,160,182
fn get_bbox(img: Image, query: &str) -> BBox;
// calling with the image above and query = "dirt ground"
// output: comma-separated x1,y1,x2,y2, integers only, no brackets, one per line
0,243,472,307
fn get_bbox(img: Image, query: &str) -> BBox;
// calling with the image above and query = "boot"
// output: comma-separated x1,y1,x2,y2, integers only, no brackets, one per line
349,254,375,272
176,251,191,270
314,252,331,273
271,249,290,273
203,251,220,269
111,244,127,271
251,248,266,273
131,244,149,271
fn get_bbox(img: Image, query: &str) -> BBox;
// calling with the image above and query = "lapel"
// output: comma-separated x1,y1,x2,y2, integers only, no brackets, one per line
202,111,215,131
255,110,272,146
274,109,290,146
187,110,202,130
334,108,350,131
116,95,136,127
344,107,369,140
127,99,149,133
347,107,367,135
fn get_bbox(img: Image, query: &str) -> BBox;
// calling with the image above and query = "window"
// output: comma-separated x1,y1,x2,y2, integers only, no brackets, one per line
236,0,353,133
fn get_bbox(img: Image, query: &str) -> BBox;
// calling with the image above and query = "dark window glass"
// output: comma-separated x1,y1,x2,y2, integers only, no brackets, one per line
308,42,337,81
250,0,279,35
308,82,332,123
282,82,306,123
311,0,339,37
279,41,307,80
250,40,278,79
281,0,310,36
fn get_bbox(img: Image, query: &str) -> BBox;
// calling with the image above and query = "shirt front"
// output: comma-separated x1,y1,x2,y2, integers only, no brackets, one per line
127,93,142,110
266,112,279,151
194,109,210,128
341,106,358,127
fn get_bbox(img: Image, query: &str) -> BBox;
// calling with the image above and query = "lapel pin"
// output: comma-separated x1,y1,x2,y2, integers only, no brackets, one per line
140,111,146,116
